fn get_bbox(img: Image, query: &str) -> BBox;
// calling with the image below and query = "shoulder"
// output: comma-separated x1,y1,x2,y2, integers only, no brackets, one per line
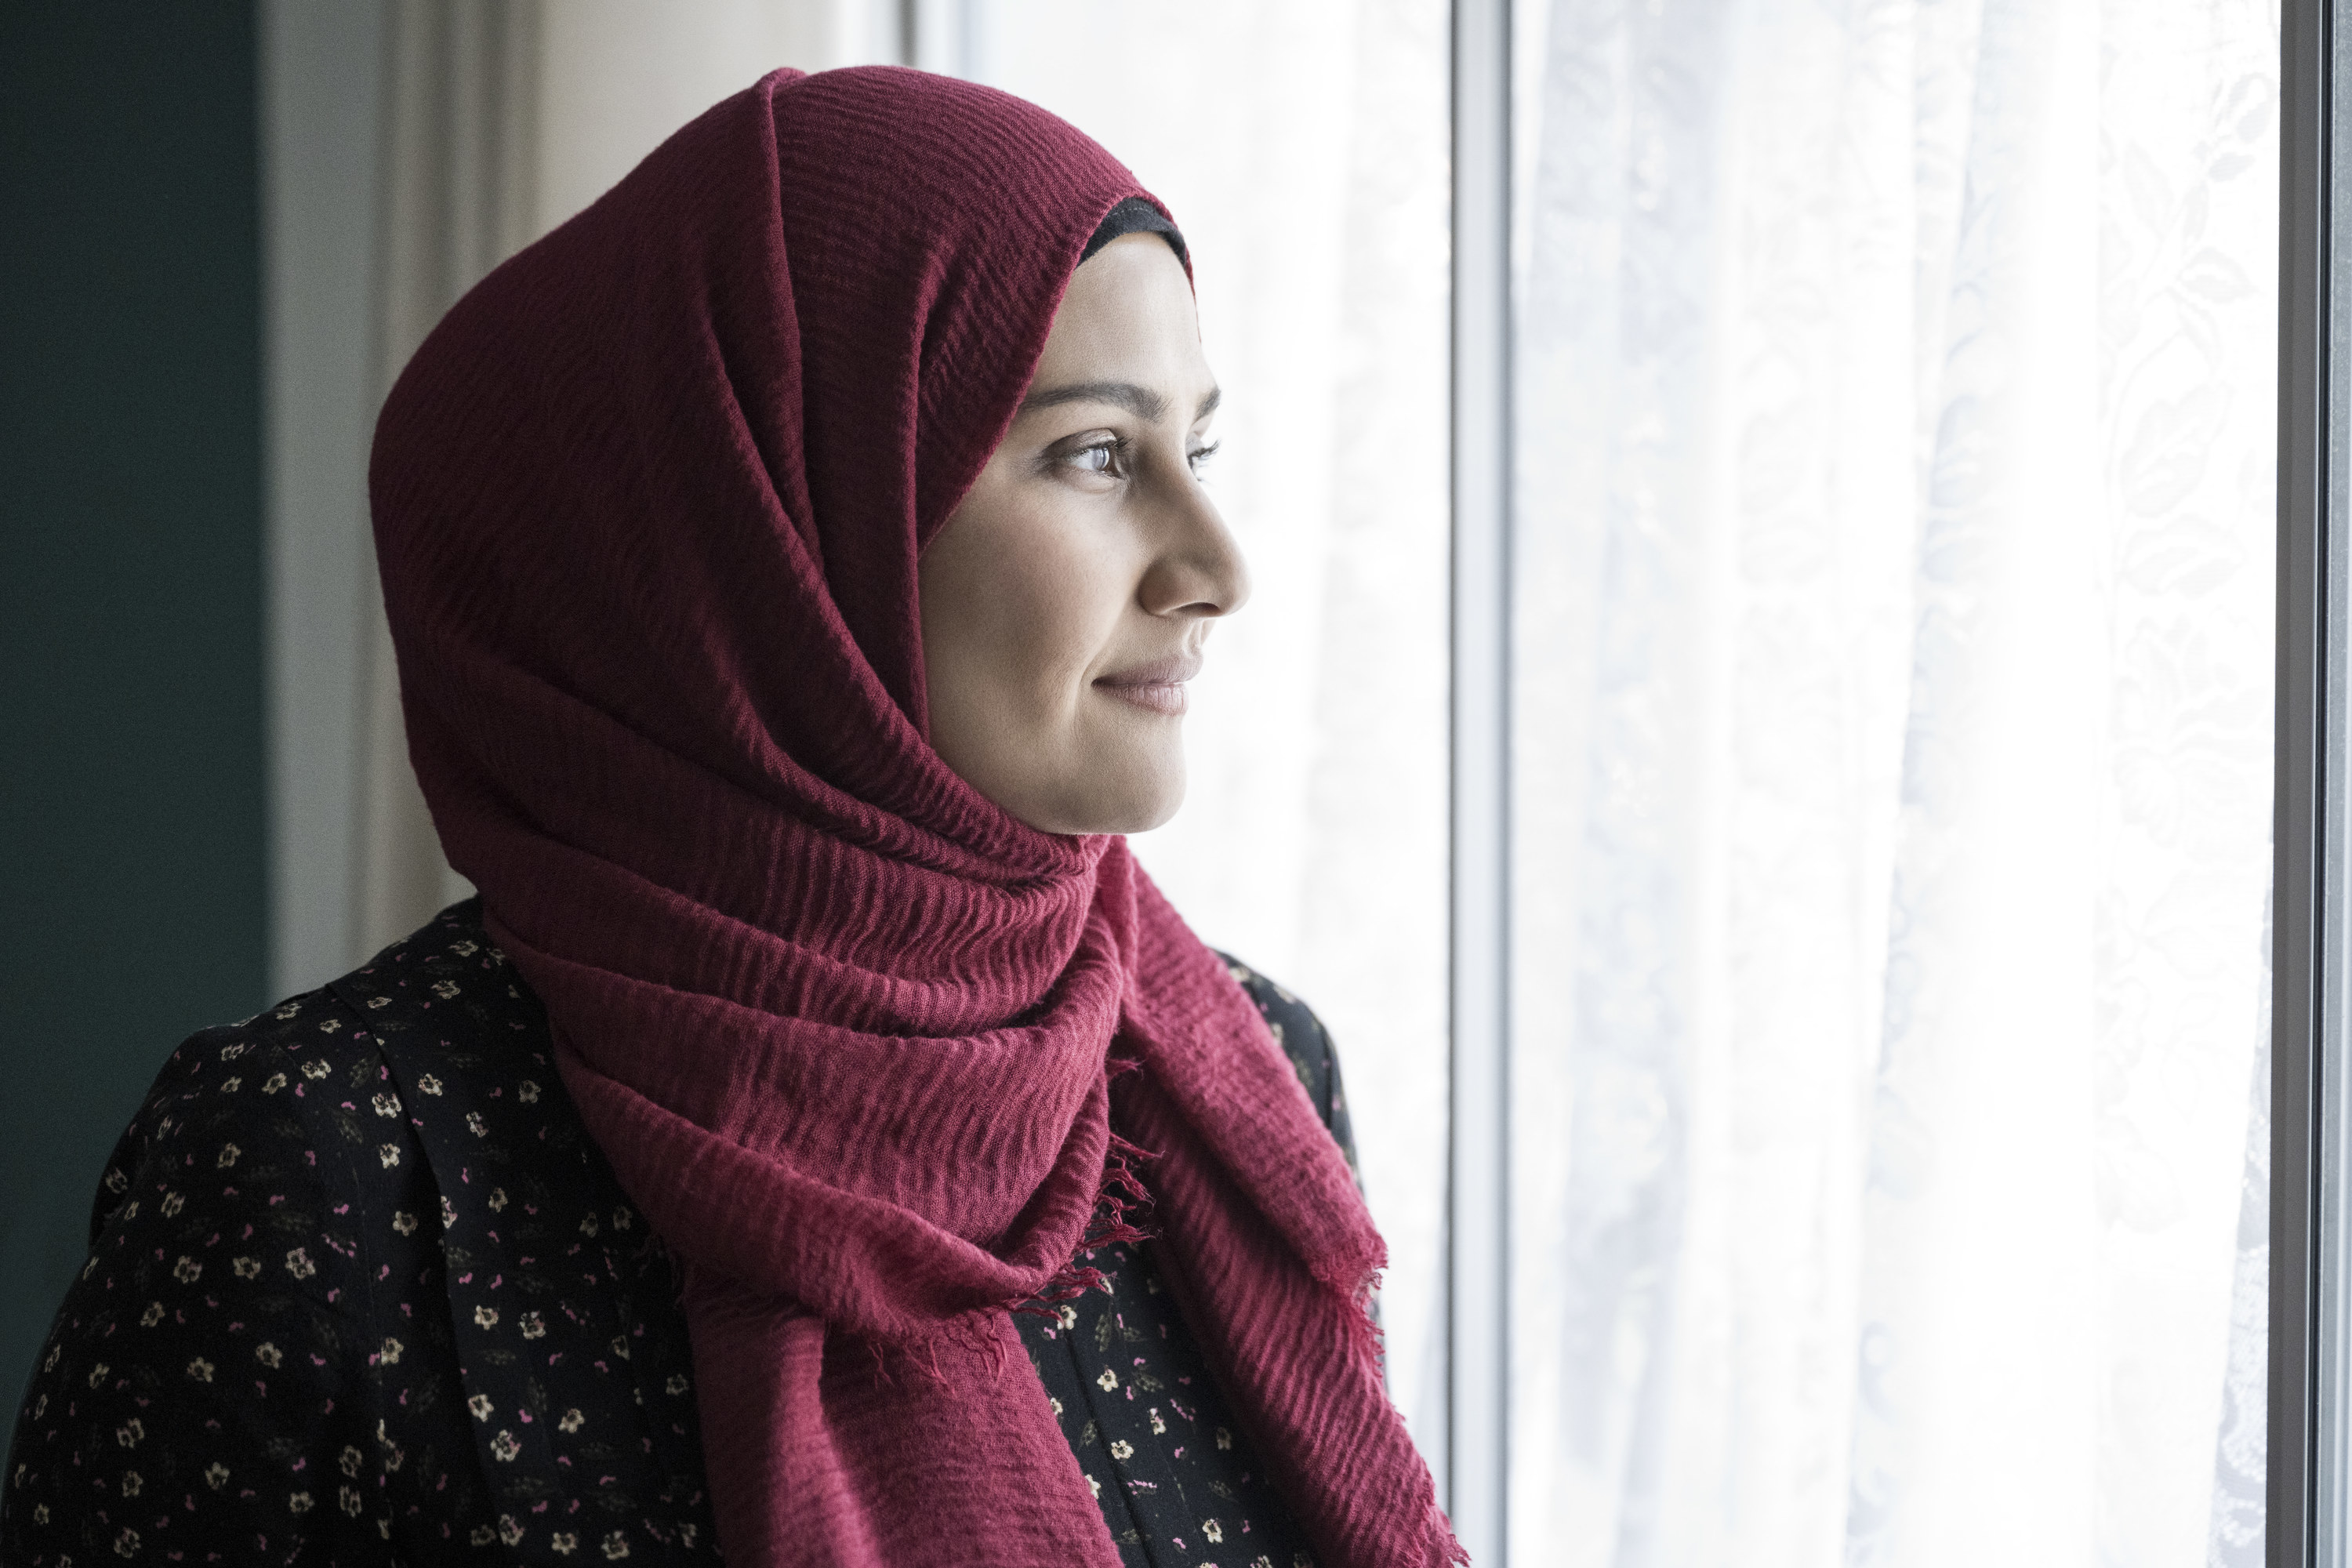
1211,953,1356,1167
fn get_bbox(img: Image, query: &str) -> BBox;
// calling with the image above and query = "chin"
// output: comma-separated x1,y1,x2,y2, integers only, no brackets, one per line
1020,757,1186,837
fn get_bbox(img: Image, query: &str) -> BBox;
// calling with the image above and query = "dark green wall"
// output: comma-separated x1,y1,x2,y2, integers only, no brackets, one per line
1,3,266,1414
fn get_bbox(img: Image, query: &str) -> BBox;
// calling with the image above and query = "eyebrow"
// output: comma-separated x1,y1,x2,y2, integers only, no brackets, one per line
1017,380,1222,423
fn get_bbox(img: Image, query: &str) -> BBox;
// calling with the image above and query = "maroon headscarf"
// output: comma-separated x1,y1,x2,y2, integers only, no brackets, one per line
371,66,1458,1568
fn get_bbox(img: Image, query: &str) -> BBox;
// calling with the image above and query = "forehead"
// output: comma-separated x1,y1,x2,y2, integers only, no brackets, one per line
1029,234,1210,397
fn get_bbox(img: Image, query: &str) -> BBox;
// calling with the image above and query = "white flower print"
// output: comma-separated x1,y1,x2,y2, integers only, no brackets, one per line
488,1188,509,1213
85,1362,108,1389
261,1072,287,1093
372,1092,401,1117
364,994,390,1009
113,1524,140,1556
378,1143,401,1167
104,1167,129,1194
120,1471,140,1497
471,1525,498,1545
490,1428,521,1462
139,1301,163,1328
114,1418,143,1447
170,1255,199,1284
391,1210,418,1236
1202,1519,1224,1544
221,1075,241,1092
601,1531,631,1559
1215,1426,1233,1450
416,1073,444,1095
1060,1305,1079,1329
474,1305,499,1329
1149,1408,1167,1435
579,1212,599,1237
216,1142,239,1168
499,1514,525,1544
1087,1474,1102,1497
557,1408,585,1434
1096,1369,1118,1392
255,1341,283,1368
232,1256,260,1279
468,1392,494,1421
431,980,461,1000
520,1312,546,1340
466,1112,488,1138
341,1484,365,1517
1109,1439,1135,1461
518,1079,541,1103
285,1247,315,1279
664,1373,688,1396
159,1192,183,1218
289,1490,314,1515
441,1195,459,1228
186,1357,214,1382
339,1445,364,1478
612,1207,633,1231
451,939,479,956
552,1531,579,1555
302,1059,330,1079
201,1461,228,1491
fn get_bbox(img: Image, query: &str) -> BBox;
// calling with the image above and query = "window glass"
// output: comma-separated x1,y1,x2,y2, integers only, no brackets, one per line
1508,3,2279,1560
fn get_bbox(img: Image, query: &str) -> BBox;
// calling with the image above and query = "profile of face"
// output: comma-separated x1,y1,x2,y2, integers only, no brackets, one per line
918,231,1249,836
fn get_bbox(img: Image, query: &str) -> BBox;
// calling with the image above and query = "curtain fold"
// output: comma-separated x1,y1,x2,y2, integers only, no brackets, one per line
1510,1,2279,1562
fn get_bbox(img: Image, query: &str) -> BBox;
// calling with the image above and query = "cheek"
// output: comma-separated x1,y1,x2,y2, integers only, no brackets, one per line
934,499,1128,723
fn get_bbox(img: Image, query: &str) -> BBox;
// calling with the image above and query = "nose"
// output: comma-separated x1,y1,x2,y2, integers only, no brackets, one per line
1138,470,1251,622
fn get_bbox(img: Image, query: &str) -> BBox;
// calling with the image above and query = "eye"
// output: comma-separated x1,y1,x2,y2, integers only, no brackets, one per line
1061,437,1122,477
1187,439,1221,475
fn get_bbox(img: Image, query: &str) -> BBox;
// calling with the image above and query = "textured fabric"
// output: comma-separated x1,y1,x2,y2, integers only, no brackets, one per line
2,905,1359,1566
367,65,1452,1568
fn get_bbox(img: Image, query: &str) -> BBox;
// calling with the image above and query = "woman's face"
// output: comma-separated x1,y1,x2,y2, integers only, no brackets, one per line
919,231,1247,836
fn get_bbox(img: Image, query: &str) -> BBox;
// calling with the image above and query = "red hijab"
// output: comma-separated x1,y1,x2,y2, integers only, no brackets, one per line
370,66,1459,1568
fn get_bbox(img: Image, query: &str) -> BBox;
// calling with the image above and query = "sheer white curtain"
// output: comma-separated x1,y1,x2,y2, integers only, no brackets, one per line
1508,0,2278,1562
967,0,1457,1457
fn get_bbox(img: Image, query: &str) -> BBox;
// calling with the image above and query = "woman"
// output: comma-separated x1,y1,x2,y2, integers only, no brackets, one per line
2,67,1457,1568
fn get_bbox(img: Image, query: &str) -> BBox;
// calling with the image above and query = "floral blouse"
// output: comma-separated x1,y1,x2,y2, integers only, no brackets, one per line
2,902,1361,1567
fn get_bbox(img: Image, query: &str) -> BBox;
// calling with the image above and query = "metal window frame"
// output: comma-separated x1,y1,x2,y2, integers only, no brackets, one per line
1448,0,1512,1559
2277,1,2347,1565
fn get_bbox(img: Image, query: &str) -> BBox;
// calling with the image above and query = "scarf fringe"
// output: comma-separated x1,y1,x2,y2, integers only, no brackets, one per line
1024,1124,1158,1309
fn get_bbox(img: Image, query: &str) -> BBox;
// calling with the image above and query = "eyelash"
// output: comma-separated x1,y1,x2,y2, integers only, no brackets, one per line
1062,437,1221,478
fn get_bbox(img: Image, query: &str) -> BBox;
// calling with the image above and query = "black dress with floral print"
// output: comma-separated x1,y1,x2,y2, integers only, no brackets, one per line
2,902,1361,1568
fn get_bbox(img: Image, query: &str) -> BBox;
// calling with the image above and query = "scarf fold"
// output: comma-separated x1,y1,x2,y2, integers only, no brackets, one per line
371,64,1459,1568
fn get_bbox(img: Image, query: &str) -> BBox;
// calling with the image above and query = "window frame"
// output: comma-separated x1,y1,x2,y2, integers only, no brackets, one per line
2275,1,2347,1563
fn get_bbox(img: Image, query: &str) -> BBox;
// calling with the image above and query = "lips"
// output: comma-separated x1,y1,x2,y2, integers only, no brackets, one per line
1093,650,1203,716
